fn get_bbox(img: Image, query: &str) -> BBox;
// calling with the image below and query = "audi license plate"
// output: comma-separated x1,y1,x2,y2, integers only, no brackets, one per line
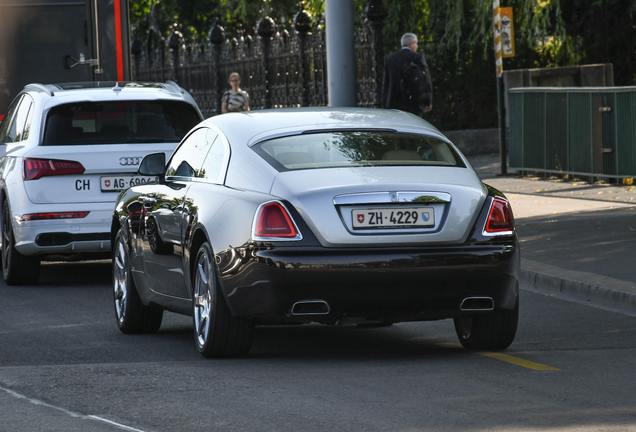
101,176,158,191
352,207,434,229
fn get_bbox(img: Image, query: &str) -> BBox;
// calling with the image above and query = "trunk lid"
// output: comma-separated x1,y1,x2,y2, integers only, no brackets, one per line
22,143,177,204
270,166,487,247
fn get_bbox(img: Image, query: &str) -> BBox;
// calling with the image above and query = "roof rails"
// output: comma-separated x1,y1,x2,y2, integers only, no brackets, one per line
24,81,185,97
165,80,185,94
24,83,55,96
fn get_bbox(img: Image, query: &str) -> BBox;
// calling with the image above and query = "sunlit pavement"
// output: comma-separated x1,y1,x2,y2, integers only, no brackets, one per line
468,153,636,314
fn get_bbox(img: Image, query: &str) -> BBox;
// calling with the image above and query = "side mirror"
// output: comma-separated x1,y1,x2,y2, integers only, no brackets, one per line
138,152,166,178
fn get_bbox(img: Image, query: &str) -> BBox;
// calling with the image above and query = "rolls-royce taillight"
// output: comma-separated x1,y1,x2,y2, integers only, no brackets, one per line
483,196,514,235
253,201,301,240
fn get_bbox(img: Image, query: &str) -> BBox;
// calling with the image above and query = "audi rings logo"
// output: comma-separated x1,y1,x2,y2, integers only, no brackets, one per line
119,157,141,166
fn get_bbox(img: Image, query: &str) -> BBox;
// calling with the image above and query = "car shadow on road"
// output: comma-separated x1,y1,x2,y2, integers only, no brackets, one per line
91,318,465,363
244,322,461,361
38,260,112,286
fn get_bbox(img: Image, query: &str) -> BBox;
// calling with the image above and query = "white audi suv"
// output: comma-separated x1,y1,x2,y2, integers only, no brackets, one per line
0,81,203,285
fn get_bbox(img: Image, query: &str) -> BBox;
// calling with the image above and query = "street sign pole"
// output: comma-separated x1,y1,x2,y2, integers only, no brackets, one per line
493,0,503,78
493,0,507,175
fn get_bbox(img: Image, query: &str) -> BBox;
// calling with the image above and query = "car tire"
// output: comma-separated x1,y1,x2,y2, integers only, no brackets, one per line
454,297,519,350
113,229,163,334
2,199,40,285
193,242,254,358
147,216,173,255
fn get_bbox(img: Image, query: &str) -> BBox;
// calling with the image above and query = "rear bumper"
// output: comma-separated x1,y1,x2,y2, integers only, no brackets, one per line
15,234,111,257
12,207,113,257
218,241,520,322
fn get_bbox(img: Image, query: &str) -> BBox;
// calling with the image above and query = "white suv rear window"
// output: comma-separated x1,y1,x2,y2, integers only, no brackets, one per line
43,100,201,145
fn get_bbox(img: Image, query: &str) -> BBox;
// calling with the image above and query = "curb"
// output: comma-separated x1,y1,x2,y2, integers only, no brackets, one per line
520,258,636,312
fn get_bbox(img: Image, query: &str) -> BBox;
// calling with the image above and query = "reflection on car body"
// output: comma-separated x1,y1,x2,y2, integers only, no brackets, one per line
111,108,520,358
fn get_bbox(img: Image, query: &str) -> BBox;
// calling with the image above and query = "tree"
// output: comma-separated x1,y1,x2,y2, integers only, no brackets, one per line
130,0,635,84
129,0,636,129
558,0,636,84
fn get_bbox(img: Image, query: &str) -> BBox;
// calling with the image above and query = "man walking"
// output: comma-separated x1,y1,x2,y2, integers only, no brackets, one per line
382,33,433,117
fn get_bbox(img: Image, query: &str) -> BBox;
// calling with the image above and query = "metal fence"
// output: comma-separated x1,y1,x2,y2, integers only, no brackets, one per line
131,6,498,131
509,86,636,179
132,9,383,119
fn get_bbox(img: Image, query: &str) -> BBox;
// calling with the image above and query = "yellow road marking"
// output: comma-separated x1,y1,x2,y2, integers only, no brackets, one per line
438,343,560,371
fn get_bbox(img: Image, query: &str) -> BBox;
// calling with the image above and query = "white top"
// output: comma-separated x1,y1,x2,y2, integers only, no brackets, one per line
222,89,249,112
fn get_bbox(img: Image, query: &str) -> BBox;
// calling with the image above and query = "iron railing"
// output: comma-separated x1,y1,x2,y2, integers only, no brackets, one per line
130,4,498,131
132,13,381,119
509,86,636,179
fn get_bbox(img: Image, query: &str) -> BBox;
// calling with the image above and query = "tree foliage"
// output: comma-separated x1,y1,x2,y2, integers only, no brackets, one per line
129,0,636,129
130,0,635,84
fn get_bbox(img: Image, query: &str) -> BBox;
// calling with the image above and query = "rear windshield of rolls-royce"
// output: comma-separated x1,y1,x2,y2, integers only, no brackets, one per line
253,131,466,171
43,100,201,145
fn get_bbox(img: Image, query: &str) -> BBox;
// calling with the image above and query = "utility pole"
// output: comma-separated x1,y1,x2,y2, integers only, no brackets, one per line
325,0,357,107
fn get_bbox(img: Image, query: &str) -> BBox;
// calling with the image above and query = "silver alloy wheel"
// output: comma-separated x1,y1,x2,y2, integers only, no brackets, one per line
113,237,129,324
194,249,213,348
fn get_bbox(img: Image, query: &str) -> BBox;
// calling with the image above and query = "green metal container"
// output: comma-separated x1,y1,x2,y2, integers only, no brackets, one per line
509,87,636,180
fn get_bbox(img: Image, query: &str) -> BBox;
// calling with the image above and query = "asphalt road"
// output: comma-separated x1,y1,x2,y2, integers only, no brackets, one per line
516,207,636,284
1,261,636,431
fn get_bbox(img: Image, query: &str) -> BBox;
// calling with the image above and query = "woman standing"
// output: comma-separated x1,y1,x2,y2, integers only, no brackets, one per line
221,72,250,113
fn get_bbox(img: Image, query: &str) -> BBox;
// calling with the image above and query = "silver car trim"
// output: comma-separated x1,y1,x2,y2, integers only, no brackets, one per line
481,228,515,237
333,192,451,205
247,127,450,148
460,297,495,311
24,83,54,96
119,157,142,166
291,300,331,316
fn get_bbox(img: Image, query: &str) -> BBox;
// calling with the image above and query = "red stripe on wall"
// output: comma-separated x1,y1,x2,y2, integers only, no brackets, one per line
114,0,124,81
0,115,4,121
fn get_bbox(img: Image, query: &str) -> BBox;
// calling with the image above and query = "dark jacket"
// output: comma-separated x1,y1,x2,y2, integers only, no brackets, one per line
382,48,432,116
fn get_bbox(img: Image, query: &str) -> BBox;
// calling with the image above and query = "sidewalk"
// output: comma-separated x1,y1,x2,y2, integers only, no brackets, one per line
467,153,636,314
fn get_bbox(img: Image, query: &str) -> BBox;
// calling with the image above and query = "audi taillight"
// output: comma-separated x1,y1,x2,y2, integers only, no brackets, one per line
253,201,301,239
483,196,514,235
23,158,85,180
21,212,89,221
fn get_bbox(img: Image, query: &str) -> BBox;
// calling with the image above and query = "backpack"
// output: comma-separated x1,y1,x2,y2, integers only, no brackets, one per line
400,53,431,108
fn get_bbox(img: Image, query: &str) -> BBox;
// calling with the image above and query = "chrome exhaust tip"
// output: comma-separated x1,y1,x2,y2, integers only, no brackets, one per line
291,300,331,316
460,297,494,311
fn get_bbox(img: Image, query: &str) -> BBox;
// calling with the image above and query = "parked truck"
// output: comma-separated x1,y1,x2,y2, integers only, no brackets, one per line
0,0,131,118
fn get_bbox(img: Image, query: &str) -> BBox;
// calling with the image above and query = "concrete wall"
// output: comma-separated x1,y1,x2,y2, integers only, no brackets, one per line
442,128,499,156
